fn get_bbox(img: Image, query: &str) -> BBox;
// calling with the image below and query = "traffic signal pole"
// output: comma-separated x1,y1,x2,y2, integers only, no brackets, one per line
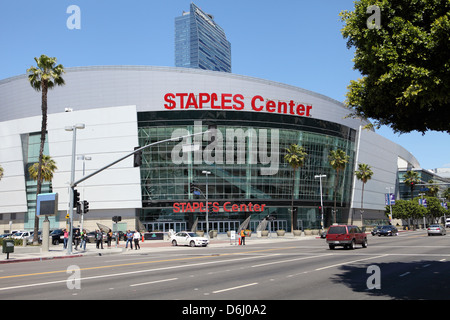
67,130,208,255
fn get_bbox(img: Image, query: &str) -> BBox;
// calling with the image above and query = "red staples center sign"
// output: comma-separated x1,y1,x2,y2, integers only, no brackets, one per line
173,202,267,213
164,93,313,117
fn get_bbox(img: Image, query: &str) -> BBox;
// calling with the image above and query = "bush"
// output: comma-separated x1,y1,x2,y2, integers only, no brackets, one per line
0,238,23,246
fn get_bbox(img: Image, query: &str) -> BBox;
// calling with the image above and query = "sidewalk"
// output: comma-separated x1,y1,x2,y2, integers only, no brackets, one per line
0,233,319,264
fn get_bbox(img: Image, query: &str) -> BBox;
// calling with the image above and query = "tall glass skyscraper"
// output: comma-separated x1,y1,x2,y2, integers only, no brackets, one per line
175,3,232,73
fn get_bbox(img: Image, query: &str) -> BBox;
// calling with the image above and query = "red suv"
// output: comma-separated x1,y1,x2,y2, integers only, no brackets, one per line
326,225,368,250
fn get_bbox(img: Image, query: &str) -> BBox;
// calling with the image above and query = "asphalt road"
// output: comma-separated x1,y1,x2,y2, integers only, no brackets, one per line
0,230,449,303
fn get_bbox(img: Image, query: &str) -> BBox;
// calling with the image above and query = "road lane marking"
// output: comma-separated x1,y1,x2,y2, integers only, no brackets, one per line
130,278,178,287
0,247,296,280
0,254,274,292
212,282,258,294
251,254,332,268
314,255,388,271
399,272,411,277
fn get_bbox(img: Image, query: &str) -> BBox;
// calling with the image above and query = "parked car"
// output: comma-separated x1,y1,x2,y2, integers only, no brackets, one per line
427,224,447,236
12,231,33,240
170,231,209,247
86,231,107,243
378,225,398,236
25,231,42,244
371,225,383,236
326,225,367,250
50,228,80,245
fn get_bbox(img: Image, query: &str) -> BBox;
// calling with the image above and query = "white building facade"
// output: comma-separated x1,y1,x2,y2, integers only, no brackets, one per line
0,66,420,233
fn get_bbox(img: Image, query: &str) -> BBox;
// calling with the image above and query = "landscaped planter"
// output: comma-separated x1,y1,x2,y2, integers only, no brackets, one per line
209,230,218,238
261,230,269,237
293,230,302,236
276,230,286,237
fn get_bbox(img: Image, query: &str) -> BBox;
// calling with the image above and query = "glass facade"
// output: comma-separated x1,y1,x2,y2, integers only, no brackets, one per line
137,111,356,232
21,132,58,230
175,3,232,73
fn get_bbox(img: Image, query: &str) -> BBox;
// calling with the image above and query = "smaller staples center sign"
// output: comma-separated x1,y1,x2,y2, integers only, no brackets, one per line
173,202,267,213
164,93,312,117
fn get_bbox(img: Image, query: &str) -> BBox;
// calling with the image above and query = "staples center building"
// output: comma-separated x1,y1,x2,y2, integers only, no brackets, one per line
0,66,420,234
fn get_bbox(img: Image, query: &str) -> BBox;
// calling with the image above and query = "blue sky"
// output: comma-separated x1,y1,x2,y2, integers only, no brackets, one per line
1,0,448,169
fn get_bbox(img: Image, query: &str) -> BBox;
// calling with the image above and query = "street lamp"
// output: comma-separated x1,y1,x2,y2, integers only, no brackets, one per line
65,123,85,254
386,186,394,224
202,170,211,238
315,174,326,230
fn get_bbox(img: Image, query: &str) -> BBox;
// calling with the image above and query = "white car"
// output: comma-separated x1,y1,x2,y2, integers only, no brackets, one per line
445,218,450,228
170,231,209,247
12,231,33,240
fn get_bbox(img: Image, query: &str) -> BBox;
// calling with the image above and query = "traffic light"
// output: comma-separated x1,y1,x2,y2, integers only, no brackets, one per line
133,146,142,167
112,216,122,223
73,189,80,208
83,200,89,213
76,202,82,214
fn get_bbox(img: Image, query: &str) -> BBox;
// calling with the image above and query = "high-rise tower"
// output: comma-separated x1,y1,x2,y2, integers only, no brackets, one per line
175,3,231,73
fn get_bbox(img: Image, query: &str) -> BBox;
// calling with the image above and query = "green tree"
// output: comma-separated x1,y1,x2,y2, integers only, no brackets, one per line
389,199,425,228
354,163,374,224
328,149,350,224
284,144,307,232
27,55,65,243
425,179,440,197
423,196,445,224
340,0,450,134
443,187,450,201
403,170,420,200
0,164,3,181
28,155,58,184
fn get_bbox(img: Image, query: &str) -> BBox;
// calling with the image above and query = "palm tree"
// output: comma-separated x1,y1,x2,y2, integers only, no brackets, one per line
284,144,307,232
425,179,439,197
27,55,65,243
328,149,350,224
403,170,420,200
444,187,450,201
28,155,58,183
354,163,374,224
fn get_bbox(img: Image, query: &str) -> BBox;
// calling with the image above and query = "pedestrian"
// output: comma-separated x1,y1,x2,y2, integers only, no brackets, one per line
240,229,246,245
63,229,69,249
80,229,87,251
125,230,133,249
107,229,112,248
74,229,80,250
133,230,141,250
96,229,104,249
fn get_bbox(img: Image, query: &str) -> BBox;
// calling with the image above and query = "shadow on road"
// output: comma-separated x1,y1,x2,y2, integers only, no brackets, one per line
331,260,450,300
